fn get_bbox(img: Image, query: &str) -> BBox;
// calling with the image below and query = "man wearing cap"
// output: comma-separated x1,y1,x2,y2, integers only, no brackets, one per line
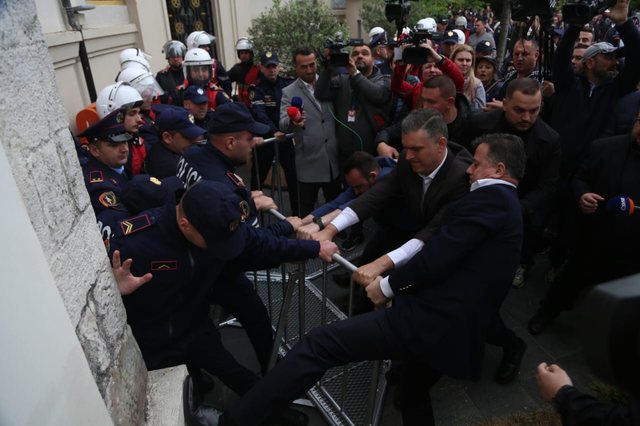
182,85,213,131
77,108,134,220
369,31,392,75
248,51,299,215
475,39,496,59
440,30,459,58
145,106,206,178
111,180,338,426
469,17,495,50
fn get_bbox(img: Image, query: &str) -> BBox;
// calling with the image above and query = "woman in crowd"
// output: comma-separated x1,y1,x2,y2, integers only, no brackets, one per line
451,44,486,112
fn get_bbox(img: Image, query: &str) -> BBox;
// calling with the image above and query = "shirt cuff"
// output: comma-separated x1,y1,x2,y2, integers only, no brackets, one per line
330,207,359,232
380,276,394,298
386,239,424,267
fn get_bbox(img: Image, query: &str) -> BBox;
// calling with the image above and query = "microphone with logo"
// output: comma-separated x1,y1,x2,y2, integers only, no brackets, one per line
605,196,636,215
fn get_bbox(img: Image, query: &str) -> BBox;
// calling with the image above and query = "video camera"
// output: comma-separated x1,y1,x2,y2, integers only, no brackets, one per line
384,0,411,27
398,29,444,65
562,0,616,26
326,32,364,68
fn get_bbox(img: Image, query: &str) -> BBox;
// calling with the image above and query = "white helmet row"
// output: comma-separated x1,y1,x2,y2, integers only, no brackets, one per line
416,18,436,33
235,37,253,51
95,82,143,118
119,48,152,72
186,31,215,49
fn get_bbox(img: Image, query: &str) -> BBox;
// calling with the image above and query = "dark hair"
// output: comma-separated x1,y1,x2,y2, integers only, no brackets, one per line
422,75,456,100
513,38,539,51
505,77,540,98
293,47,316,64
574,43,590,50
401,108,449,140
342,151,379,177
471,133,526,182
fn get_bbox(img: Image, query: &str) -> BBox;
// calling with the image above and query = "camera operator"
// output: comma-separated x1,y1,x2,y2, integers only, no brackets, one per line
315,41,391,164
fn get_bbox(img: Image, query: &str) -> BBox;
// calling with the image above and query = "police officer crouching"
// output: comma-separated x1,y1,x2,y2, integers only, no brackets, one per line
111,180,338,426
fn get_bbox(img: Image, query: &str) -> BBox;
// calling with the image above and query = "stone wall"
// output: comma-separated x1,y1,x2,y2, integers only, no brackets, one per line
0,1,147,424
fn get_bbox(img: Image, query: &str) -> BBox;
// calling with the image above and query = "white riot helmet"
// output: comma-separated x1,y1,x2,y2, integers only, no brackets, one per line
119,48,152,72
453,29,466,45
186,31,215,50
96,82,143,118
416,18,437,33
116,67,164,104
163,40,187,58
369,26,385,39
183,48,213,86
455,16,468,28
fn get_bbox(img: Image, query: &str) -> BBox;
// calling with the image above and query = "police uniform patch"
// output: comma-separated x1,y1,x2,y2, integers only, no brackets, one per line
226,172,245,188
188,113,195,123
120,214,153,236
447,31,454,37
98,191,119,208
151,260,178,271
265,51,273,58
197,88,204,95
239,200,250,222
89,170,104,183
150,177,162,185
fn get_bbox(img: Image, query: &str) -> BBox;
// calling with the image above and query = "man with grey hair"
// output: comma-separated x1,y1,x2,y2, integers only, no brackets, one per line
220,132,527,426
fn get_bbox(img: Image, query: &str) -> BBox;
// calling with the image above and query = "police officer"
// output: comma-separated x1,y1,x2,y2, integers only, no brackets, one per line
228,38,260,106
182,85,213,132
185,30,232,95
177,102,301,234
145,105,206,178
156,40,187,104
180,48,232,111
111,180,337,426
249,51,299,215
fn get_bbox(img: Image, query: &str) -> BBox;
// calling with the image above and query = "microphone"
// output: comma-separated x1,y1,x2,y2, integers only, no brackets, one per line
287,106,303,123
605,196,636,215
291,96,304,112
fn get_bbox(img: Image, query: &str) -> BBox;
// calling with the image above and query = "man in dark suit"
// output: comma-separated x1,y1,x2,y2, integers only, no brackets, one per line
220,133,526,426
458,77,561,287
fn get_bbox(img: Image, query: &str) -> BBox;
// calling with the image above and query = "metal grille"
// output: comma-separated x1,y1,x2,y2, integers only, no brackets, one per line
252,272,387,426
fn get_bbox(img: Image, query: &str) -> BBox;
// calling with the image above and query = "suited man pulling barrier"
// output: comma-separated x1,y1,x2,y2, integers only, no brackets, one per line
219,133,527,426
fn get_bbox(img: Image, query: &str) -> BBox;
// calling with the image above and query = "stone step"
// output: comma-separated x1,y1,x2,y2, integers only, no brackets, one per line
144,365,188,426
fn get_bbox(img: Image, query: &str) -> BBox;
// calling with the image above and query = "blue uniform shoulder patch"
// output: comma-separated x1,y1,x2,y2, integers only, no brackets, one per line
89,170,104,183
119,214,154,236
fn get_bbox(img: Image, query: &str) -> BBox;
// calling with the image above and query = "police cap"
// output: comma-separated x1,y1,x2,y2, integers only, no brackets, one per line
155,106,207,139
77,107,132,143
183,85,209,104
208,103,270,135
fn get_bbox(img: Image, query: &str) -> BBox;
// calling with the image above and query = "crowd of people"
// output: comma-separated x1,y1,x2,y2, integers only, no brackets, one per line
73,1,640,424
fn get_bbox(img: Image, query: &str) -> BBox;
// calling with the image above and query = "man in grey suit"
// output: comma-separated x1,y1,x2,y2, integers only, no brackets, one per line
280,47,342,217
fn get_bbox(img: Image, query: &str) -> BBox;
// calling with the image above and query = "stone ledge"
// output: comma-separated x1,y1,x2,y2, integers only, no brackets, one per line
144,365,188,426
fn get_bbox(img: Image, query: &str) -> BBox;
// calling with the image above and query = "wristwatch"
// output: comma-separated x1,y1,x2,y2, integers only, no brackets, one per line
312,216,325,230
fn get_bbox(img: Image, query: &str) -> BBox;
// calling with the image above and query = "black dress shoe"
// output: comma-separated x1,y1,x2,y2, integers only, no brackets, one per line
184,375,223,426
528,309,558,336
494,337,527,385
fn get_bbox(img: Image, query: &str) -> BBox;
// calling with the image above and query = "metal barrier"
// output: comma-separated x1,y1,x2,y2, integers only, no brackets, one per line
240,209,386,426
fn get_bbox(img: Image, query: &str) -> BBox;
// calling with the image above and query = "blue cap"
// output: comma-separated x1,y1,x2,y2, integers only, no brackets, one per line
209,103,270,135
183,85,208,104
369,32,388,48
442,30,459,44
155,106,206,139
475,40,496,54
122,175,184,213
180,180,248,260
77,107,132,143
260,51,280,66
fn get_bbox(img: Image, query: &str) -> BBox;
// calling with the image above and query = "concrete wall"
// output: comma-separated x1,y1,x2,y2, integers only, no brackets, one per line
1,1,148,424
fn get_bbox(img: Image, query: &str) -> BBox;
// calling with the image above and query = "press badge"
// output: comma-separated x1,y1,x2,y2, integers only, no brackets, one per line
347,109,356,122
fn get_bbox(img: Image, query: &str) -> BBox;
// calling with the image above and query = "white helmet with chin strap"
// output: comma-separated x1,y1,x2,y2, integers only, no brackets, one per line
183,48,213,86
115,67,164,104
95,82,143,118
416,18,437,33
186,31,215,49
119,48,152,72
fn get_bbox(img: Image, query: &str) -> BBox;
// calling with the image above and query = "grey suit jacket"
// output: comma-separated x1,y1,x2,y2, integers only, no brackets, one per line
279,78,339,183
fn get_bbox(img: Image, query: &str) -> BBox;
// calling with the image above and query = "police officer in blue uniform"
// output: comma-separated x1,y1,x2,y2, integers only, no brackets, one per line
111,180,337,426
182,85,214,132
177,102,301,234
249,51,300,215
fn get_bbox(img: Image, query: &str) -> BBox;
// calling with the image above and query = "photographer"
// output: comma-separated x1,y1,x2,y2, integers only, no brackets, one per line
315,42,391,164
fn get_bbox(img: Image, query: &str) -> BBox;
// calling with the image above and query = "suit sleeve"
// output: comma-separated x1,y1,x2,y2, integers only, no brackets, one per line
348,167,401,221
388,189,510,293
279,89,294,132
315,68,339,102
350,72,391,105
520,135,562,216
614,19,640,96
553,25,580,93
553,385,636,426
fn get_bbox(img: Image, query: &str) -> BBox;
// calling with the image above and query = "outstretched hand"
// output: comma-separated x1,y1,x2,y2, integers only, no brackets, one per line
112,250,152,295
604,0,630,26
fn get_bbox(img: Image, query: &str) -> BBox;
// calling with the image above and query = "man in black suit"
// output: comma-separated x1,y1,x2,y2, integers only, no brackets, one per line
458,77,561,287
221,133,526,426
